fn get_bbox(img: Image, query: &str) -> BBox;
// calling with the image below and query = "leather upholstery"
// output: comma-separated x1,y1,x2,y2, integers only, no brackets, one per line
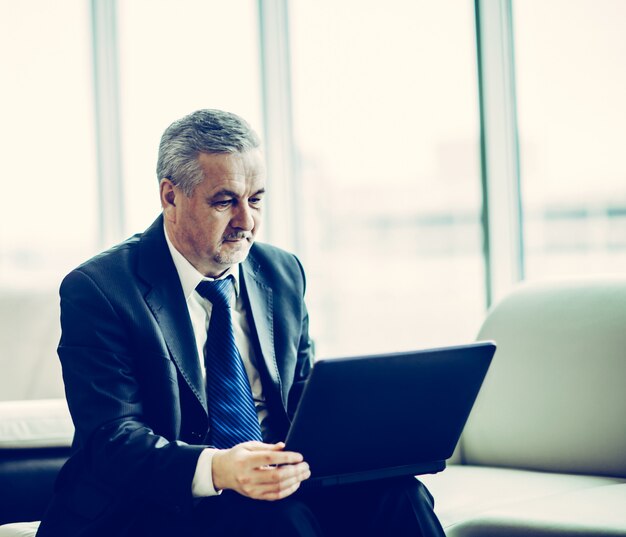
422,278,626,535
465,278,626,477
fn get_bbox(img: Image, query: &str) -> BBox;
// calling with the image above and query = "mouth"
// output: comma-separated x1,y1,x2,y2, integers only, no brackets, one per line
222,234,251,244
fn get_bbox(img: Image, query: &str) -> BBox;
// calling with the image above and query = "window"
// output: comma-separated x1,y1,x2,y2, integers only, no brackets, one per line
514,0,626,279
0,0,97,288
117,0,263,235
289,0,484,357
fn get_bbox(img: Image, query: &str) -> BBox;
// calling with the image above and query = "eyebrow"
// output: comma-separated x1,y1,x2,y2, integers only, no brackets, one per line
210,189,239,199
209,188,266,200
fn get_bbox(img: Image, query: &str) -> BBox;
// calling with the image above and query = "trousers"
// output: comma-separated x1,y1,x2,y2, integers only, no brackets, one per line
125,476,445,537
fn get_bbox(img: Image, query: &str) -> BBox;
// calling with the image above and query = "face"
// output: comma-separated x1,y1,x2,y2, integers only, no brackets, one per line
161,149,265,277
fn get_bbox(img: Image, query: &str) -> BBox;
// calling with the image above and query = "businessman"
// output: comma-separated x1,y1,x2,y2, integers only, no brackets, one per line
37,109,444,536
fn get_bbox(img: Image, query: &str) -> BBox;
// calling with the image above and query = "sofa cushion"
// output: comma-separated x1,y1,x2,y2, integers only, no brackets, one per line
443,482,626,536
0,399,73,449
0,522,39,537
420,464,625,533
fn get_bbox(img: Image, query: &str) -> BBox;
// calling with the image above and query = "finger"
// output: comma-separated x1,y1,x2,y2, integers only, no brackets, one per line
254,462,311,485
257,461,310,477
238,463,311,501
238,441,283,451
234,469,303,499
247,449,305,467
259,478,304,501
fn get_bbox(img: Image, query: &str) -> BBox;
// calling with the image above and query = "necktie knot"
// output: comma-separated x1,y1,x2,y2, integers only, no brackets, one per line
196,278,234,310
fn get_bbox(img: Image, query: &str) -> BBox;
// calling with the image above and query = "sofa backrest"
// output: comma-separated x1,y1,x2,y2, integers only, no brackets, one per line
460,277,626,478
0,288,64,401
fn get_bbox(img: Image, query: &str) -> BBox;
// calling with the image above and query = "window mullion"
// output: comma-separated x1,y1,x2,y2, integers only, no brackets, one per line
475,0,524,306
257,0,299,254
91,0,125,248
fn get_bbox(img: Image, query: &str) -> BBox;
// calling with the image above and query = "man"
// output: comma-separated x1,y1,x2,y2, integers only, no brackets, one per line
38,109,444,537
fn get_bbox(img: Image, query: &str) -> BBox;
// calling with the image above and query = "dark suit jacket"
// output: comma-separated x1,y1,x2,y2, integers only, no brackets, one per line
37,216,313,536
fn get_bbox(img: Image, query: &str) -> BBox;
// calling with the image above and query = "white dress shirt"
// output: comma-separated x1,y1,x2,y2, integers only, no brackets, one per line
164,227,267,497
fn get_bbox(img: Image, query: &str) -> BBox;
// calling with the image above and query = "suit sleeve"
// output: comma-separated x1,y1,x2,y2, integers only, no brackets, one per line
58,269,204,516
287,254,314,416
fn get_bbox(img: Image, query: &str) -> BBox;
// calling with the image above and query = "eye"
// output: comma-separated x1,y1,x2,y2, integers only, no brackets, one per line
249,196,263,207
212,199,233,209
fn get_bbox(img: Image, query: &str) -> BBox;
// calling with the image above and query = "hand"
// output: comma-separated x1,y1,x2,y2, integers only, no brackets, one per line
212,441,311,501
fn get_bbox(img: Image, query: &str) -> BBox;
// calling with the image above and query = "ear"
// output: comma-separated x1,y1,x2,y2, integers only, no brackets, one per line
160,179,178,222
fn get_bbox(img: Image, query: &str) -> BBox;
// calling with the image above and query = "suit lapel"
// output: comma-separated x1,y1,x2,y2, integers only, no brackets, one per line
137,216,207,414
241,256,285,407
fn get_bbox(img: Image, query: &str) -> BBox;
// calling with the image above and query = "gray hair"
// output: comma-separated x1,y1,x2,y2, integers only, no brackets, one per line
156,109,261,196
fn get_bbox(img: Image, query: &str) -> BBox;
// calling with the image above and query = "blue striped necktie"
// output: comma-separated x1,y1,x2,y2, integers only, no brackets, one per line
196,278,263,449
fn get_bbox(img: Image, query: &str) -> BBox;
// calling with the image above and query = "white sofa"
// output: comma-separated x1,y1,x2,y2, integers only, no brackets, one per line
0,289,66,536
1,278,626,536
422,277,626,536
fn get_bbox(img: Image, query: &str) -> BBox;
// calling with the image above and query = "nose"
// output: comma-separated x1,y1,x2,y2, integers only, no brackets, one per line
231,203,255,231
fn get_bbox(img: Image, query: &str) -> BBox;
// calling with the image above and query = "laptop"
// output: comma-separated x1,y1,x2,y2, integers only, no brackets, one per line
284,340,496,487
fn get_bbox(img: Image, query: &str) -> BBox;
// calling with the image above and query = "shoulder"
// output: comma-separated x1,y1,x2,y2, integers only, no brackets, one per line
249,242,300,265
63,216,164,289
245,242,307,289
248,242,305,274
67,233,142,285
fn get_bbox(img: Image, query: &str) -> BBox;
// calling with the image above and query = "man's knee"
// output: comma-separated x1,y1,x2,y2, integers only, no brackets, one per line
367,476,434,505
194,494,322,537
411,477,436,508
256,498,322,537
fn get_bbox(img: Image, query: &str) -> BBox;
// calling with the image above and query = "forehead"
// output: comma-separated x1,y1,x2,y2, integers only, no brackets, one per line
196,150,265,192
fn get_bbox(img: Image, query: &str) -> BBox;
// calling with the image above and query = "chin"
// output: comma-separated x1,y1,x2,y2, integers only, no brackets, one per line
215,246,251,267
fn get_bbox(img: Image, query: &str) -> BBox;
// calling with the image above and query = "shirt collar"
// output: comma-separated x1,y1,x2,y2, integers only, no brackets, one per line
163,224,240,300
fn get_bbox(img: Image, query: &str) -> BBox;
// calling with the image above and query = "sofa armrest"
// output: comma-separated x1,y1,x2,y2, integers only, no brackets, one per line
0,448,70,524
0,399,73,524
